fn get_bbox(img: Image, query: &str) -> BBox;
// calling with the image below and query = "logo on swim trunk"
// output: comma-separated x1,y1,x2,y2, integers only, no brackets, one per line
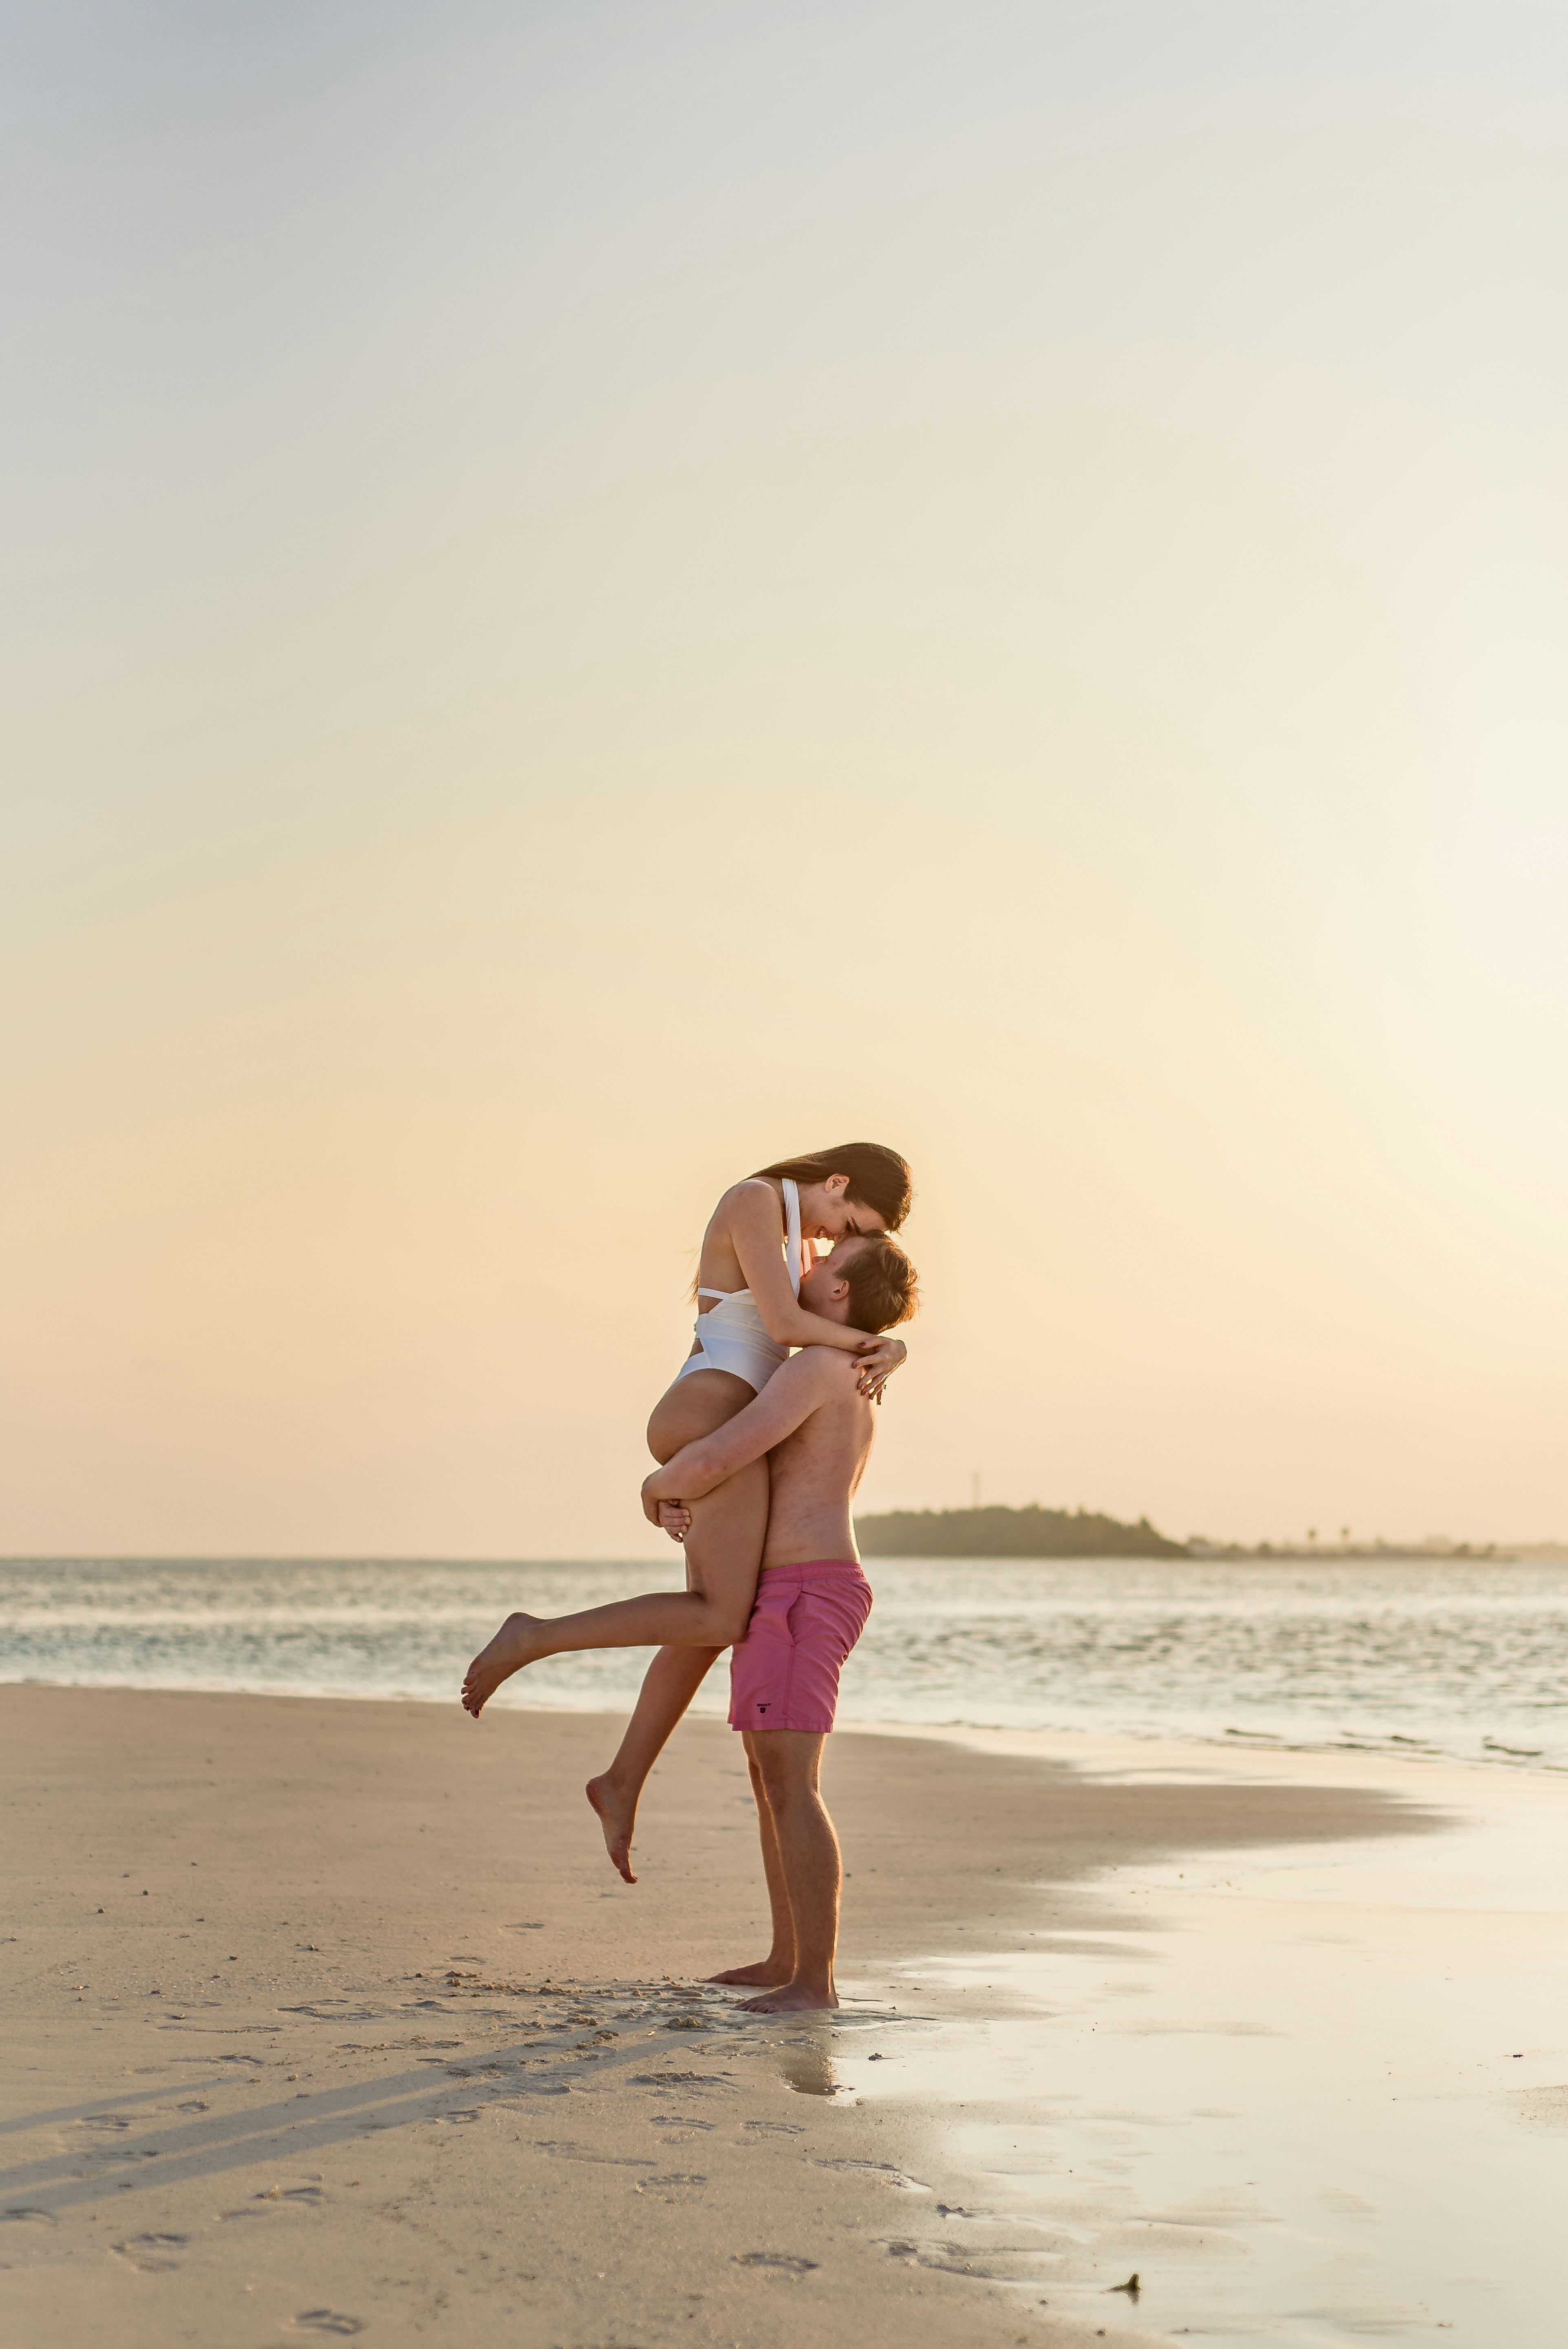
756,1702,770,1714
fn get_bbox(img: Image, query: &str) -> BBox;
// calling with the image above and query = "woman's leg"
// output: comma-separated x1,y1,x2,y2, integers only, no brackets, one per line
582,1365,779,1875
461,1452,769,1714
586,1645,722,1882
462,1367,769,1723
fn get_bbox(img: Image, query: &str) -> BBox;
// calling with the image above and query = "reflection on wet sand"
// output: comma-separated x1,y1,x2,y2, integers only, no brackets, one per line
772,2031,845,2099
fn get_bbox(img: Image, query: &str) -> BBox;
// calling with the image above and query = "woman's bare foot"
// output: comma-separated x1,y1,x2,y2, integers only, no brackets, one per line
461,1612,545,1716
737,1981,839,2013
707,1959,793,1988
585,1773,638,1884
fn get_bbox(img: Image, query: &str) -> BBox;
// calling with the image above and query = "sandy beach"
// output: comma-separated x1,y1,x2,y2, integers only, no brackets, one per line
3,1687,1562,2348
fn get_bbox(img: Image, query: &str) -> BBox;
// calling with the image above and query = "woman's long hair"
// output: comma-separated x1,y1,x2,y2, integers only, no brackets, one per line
752,1143,913,1232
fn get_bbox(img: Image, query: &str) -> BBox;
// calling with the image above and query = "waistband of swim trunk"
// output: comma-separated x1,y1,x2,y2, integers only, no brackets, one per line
757,1557,865,1578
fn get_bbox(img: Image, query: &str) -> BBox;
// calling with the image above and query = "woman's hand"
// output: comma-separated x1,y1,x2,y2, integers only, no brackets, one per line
645,1473,691,1539
855,1334,907,1402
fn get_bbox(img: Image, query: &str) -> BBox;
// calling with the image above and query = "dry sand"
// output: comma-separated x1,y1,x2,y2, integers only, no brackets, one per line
0,1687,1497,2348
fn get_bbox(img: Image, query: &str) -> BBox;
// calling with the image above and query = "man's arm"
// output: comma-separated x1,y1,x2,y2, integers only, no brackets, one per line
643,1349,848,1509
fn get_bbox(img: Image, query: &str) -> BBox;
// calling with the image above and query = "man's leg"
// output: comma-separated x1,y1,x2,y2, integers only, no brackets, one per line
734,1731,840,2013
707,1734,796,1988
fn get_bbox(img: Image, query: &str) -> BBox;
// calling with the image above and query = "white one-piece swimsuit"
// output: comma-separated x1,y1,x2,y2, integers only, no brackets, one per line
674,1178,805,1396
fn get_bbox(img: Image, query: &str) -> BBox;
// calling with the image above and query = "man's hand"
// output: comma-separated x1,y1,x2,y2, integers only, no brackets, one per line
856,1333,907,1402
641,1474,665,1529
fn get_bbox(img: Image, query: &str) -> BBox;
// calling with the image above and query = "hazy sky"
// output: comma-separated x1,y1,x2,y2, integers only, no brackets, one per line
4,1,1566,1557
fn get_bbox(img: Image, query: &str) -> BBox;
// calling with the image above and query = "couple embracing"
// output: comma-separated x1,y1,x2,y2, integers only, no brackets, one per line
462,1143,919,2013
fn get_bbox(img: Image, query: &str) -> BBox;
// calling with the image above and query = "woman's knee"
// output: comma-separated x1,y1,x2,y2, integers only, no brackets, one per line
684,1582,752,1646
708,1607,753,1648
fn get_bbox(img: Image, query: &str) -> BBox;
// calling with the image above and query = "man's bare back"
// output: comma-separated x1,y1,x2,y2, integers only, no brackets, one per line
761,1357,876,1568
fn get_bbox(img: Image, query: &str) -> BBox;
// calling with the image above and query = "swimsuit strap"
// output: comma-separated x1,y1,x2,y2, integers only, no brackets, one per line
695,1288,729,1299
782,1177,803,1297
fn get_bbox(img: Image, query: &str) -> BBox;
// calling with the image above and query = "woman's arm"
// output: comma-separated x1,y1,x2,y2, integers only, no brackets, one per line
726,1187,874,1354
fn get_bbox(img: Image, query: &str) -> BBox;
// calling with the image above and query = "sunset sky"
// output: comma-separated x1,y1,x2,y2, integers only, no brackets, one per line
5,0,1566,1557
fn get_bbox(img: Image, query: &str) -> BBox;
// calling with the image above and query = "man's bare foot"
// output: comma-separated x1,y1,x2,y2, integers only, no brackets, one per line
585,1774,638,1884
461,1612,545,1717
707,1959,794,1988
737,1981,840,2013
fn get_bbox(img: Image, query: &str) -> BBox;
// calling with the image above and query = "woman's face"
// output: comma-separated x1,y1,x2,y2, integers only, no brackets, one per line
798,1173,888,1242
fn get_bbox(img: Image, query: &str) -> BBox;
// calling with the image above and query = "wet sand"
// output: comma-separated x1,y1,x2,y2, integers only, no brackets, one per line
841,1729,1568,2344
2,1687,1538,2347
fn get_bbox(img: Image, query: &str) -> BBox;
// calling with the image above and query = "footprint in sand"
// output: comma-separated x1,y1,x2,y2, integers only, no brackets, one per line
258,2185,329,2205
1,2208,57,2226
79,2114,135,2132
112,2234,187,2272
883,2238,981,2271
294,2313,366,2336
812,2157,930,2192
629,2071,732,2090
743,2121,803,2135
280,2004,387,2023
734,2252,819,2274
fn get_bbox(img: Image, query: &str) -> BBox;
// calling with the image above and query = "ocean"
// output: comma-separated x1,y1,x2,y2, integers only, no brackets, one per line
3,1552,1565,1773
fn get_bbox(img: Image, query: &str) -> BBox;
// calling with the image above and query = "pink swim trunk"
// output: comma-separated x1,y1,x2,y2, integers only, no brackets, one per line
728,1559,873,1734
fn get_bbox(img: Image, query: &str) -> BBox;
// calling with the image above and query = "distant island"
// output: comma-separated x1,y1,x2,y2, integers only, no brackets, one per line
853,1505,1520,1562
854,1504,1186,1558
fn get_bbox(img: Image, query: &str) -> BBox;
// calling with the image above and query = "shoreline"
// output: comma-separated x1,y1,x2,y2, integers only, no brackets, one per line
3,1690,1562,2345
7,1667,1566,1790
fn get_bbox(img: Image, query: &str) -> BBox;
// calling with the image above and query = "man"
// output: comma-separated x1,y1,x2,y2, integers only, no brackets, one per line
640,1230,918,2014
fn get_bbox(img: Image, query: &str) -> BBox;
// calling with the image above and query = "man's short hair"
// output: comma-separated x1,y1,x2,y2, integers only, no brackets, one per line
843,1234,920,1333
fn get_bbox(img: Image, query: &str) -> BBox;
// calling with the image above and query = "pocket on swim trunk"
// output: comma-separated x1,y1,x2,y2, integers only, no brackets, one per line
839,1575,873,1654
785,1576,871,1664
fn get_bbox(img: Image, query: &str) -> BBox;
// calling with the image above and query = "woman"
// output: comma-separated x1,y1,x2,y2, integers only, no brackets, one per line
461,1145,912,1874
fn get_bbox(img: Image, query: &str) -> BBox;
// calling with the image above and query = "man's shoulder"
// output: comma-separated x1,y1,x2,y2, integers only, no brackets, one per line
785,1346,867,1407
789,1343,861,1379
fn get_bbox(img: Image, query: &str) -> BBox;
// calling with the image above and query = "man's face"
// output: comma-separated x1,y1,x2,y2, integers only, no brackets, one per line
799,1233,870,1322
